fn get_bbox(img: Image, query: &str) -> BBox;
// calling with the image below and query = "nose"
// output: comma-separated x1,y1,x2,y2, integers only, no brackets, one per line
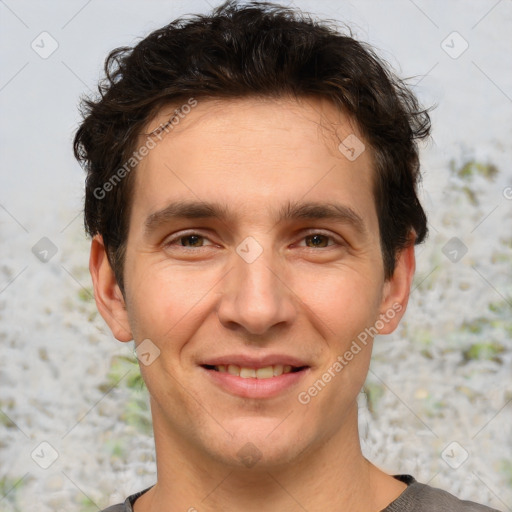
216,243,297,336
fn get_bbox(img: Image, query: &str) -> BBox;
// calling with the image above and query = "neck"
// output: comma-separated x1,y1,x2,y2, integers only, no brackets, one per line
135,401,405,512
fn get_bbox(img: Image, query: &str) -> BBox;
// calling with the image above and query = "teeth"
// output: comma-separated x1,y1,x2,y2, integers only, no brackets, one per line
256,366,274,379
240,367,256,378
273,364,283,376
227,364,239,376
214,364,297,379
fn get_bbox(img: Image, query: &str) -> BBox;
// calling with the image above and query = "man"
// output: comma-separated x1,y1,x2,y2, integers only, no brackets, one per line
74,1,501,510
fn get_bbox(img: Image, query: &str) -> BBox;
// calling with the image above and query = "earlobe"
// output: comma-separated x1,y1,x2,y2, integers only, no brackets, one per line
89,235,133,342
377,242,416,335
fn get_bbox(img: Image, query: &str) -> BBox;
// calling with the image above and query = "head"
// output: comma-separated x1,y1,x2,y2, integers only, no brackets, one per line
75,1,431,471
75,0,430,296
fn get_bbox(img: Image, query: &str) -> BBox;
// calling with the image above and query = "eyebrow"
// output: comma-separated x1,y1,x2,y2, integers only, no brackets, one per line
144,199,366,236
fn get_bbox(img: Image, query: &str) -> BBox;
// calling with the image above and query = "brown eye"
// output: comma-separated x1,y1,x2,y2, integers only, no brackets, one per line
304,234,331,248
164,232,214,249
179,234,204,247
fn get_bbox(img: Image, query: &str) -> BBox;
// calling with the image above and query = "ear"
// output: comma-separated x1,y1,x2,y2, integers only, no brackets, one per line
377,241,416,335
89,234,133,342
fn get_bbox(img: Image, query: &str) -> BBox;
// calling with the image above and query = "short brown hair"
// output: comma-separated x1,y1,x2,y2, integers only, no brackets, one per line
74,0,432,294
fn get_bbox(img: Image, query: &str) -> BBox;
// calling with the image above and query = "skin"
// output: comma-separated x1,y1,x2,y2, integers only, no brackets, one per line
90,96,416,511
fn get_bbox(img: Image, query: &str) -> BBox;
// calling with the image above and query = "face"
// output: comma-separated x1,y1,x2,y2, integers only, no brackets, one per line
91,96,413,470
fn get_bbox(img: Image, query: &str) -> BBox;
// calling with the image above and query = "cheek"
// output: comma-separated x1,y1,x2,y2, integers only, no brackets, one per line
298,271,378,419
125,261,218,342
293,265,383,341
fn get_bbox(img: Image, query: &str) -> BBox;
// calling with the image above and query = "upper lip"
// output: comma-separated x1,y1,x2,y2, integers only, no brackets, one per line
200,354,310,368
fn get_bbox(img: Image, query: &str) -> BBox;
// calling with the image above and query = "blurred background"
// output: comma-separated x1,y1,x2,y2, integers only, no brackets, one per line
0,0,511,510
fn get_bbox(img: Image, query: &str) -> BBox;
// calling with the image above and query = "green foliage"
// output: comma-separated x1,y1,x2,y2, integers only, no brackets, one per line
0,401,17,429
77,286,94,302
0,475,26,511
500,459,512,488
463,341,505,363
487,301,512,337
103,354,145,391
101,353,152,435
122,395,153,434
449,158,499,181
456,301,509,364
444,157,500,206
423,395,447,418
80,495,100,512
363,382,384,414
461,185,478,206
461,317,492,334
104,438,125,459
461,313,511,335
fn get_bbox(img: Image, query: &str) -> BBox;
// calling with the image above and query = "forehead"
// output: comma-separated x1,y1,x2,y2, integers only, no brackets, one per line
144,95,362,157
130,96,377,231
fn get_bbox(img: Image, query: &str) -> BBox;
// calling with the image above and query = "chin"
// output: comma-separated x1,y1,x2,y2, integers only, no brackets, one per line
203,417,314,470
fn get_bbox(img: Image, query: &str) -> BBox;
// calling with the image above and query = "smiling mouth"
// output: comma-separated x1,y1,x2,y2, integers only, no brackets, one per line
201,364,308,379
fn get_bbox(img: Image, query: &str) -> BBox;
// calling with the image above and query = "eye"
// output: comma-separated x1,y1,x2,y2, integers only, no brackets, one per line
297,231,341,249
163,231,215,248
302,233,332,248
162,230,343,251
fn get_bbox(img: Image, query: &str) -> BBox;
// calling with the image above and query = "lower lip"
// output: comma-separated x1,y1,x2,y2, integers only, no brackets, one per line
201,367,310,399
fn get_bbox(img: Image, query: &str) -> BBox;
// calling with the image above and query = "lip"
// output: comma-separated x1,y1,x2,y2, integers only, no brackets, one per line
200,365,310,399
199,354,310,368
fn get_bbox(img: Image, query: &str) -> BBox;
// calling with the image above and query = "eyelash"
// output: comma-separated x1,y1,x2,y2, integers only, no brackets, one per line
163,230,343,250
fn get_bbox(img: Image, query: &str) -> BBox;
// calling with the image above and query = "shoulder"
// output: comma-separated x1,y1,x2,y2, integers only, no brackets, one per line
98,485,154,512
385,475,502,512
99,505,125,512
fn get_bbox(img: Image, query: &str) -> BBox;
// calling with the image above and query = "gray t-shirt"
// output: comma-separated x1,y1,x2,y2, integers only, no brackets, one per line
100,474,502,511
